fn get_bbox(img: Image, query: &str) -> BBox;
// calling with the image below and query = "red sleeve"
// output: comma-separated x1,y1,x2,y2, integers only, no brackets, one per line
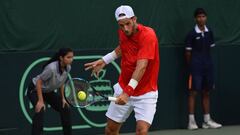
137,33,157,60
118,29,124,45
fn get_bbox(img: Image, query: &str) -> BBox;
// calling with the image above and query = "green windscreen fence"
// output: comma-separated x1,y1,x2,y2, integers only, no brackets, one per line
0,0,240,51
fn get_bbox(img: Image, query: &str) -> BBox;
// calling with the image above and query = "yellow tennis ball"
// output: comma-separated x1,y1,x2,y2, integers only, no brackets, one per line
78,91,87,101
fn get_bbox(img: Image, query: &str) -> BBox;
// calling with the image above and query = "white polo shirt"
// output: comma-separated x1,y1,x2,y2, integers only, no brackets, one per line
32,61,71,93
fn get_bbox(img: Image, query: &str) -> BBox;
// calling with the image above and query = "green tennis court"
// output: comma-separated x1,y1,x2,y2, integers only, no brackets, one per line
119,126,240,135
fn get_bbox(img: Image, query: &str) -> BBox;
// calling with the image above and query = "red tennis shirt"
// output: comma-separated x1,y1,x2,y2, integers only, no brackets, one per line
118,24,160,96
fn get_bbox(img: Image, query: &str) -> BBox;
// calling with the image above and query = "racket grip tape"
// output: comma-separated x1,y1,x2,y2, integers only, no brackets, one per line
108,97,117,101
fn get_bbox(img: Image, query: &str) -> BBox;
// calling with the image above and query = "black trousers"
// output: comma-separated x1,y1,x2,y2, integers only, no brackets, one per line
27,83,72,135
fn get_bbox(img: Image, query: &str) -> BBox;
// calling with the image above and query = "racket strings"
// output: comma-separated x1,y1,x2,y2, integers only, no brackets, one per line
65,78,115,108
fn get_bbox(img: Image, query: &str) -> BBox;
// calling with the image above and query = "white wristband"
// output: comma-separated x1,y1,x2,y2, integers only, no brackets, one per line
102,51,117,64
128,79,138,89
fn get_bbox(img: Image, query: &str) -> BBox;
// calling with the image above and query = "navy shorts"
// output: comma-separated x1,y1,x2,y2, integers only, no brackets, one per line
188,66,214,91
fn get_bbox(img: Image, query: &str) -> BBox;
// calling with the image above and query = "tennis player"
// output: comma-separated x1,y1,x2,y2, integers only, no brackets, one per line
185,8,222,130
27,48,73,135
85,5,159,135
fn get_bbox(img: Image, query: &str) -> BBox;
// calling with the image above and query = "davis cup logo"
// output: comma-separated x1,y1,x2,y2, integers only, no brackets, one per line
19,55,120,131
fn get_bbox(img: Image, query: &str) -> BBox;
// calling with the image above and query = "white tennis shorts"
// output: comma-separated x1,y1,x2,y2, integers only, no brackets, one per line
106,83,158,125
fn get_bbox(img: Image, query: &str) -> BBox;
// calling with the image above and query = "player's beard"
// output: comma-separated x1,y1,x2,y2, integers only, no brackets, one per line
124,30,131,36
132,22,138,33
124,22,137,36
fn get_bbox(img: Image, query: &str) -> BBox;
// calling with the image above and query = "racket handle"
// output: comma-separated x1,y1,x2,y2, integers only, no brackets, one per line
108,97,117,102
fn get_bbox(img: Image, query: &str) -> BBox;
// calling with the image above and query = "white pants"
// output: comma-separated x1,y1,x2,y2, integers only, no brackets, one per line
106,83,158,125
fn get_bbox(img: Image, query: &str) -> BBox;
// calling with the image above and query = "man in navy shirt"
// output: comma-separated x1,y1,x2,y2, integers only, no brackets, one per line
185,8,222,130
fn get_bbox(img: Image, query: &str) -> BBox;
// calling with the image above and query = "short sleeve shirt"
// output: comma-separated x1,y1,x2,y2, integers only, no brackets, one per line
32,61,71,93
185,25,215,70
118,24,160,96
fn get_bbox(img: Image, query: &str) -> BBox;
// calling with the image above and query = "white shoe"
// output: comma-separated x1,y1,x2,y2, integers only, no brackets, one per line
202,119,222,129
188,121,198,130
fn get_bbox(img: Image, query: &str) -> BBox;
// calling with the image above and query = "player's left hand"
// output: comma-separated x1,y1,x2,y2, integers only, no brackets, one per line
84,59,106,77
116,92,129,105
62,98,69,108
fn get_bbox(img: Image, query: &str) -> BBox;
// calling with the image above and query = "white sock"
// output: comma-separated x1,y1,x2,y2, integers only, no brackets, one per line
189,114,196,123
204,114,211,122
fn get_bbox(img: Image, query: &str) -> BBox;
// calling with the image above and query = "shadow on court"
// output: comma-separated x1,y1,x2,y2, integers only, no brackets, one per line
118,125,240,135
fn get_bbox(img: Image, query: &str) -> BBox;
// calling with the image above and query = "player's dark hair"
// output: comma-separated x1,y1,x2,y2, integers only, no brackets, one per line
194,8,207,17
43,48,73,69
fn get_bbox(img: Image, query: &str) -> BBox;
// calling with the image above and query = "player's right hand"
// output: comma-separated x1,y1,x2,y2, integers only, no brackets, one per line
35,100,45,113
116,92,129,105
84,59,106,77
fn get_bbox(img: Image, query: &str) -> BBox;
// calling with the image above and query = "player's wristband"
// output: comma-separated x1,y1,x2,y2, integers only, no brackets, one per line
123,85,134,96
102,51,117,64
128,79,138,89
123,79,138,96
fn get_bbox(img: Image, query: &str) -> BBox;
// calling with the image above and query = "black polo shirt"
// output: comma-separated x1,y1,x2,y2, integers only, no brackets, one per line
185,25,215,71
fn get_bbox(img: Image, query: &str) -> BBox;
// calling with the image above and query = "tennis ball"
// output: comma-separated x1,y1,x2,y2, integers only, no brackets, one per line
78,91,87,101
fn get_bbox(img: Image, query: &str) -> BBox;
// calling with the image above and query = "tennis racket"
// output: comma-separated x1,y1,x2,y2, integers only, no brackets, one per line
64,77,117,108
